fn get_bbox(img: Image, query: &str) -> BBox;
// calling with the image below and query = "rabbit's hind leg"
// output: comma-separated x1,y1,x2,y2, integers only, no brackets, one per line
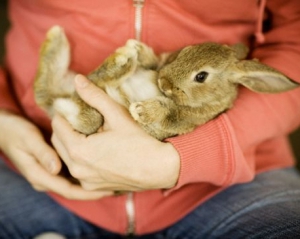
38,26,70,78
34,26,72,113
53,95,103,135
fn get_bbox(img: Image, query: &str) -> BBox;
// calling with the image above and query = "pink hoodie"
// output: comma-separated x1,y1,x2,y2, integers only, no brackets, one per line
1,0,300,235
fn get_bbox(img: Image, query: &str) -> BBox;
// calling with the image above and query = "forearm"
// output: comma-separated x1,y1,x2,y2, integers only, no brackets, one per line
0,109,34,153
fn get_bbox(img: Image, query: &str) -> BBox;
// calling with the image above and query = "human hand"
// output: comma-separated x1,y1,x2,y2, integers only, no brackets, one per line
0,110,110,200
51,75,180,192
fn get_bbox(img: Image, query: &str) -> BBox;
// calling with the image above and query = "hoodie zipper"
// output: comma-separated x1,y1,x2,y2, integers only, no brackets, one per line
125,1,145,236
125,192,135,236
133,0,145,41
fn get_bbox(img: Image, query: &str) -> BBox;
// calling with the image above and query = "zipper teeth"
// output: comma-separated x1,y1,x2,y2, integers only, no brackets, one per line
133,0,145,41
125,192,135,235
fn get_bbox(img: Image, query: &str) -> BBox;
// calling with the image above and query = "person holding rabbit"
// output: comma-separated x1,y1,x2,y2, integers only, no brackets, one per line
0,0,300,238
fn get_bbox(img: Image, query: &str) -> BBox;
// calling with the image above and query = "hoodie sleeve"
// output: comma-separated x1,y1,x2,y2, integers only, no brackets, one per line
166,0,300,190
0,67,21,114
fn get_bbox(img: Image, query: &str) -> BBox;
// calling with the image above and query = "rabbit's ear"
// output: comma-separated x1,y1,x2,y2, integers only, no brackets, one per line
231,43,249,60
234,60,299,93
157,50,181,70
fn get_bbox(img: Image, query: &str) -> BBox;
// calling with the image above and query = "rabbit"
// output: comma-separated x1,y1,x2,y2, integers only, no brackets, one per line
34,26,299,140
34,26,162,135
130,43,299,139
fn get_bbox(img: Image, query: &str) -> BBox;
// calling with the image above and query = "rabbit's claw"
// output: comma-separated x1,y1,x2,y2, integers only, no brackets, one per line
130,100,167,124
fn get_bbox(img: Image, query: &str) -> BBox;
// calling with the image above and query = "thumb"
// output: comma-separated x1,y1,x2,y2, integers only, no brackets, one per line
74,74,132,126
28,136,62,174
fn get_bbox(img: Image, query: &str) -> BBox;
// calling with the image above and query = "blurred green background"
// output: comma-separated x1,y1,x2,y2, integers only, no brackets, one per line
0,1,299,166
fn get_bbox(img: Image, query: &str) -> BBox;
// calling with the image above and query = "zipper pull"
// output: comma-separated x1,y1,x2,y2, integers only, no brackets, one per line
133,0,145,41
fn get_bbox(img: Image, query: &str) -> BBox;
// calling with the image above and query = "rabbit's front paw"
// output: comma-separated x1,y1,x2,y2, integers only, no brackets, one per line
104,44,139,76
115,41,139,65
114,50,136,67
129,100,168,124
125,39,158,69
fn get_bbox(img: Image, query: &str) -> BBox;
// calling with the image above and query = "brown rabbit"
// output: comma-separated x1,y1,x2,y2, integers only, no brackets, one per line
34,26,162,135
34,26,299,140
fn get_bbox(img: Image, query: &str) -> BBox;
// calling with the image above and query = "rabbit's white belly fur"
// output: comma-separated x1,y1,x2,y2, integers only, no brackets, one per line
105,69,162,106
52,69,161,131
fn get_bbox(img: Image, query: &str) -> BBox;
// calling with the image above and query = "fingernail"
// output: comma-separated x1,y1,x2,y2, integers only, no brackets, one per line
75,74,89,88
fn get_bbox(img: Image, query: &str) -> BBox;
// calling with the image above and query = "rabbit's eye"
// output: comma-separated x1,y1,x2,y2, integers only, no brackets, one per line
195,71,208,83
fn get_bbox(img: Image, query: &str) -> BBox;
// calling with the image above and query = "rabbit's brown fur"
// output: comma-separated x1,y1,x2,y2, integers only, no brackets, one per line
34,26,299,140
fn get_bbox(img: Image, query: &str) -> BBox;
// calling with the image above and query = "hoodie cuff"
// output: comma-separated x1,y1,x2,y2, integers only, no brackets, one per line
165,114,253,193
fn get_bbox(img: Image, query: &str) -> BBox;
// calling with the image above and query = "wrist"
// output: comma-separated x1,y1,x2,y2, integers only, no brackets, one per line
157,142,180,189
0,110,34,147
0,110,18,148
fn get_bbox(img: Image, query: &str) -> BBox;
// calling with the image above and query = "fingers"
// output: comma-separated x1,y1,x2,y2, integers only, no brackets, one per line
35,174,113,200
51,114,78,141
51,114,89,169
51,134,77,172
74,74,132,128
43,175,114,200
51,114,81,151
30,140,62,174
80,180,145,192
19,127,62,174
74,74,114,114
0,113,112,200
23,155,113,200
